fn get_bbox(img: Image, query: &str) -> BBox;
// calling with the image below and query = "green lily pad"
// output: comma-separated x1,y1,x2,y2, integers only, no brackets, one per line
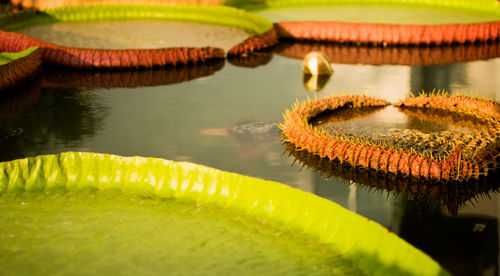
0,152,449,275
224,0,500,44
225,0,500,21
0,5,275,67
0,47,38,66
0,47,40,90
253,5,499,25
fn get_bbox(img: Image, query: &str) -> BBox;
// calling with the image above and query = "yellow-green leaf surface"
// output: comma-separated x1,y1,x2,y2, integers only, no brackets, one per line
0,4,273,34
0,152,449,275
224,0,500,13
223,0,500,24
0,47,38,66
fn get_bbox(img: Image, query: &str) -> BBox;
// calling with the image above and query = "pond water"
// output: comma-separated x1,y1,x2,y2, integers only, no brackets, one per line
1,12,500,275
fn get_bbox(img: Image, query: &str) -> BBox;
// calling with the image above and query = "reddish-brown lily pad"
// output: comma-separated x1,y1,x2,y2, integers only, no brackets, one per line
0,47,41,90
0,5,276,68
281,94,500,182
226,0,500,45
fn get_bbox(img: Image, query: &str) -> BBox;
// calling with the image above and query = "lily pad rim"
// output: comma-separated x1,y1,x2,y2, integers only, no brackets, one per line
0,4,274,35
223,0,500,17
0,151,448,276
0,46,38,66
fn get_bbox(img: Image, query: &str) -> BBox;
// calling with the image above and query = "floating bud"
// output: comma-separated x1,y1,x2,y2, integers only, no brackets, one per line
302,52,333,76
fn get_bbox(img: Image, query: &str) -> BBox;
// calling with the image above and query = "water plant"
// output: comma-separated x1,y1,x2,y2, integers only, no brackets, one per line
281,93,500,182
0,152,448,275
225,0,500,45
0,5,276,68
0,47,41,90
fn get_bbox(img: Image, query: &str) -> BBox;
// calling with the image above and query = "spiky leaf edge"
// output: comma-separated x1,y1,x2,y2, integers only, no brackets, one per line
281,94,500,181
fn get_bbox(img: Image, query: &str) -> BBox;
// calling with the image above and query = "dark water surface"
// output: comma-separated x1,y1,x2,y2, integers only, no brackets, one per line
1,39,499,275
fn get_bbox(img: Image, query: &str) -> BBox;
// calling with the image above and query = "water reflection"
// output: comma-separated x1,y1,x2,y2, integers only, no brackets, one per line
0,77,42,157
227,52,273,68
285,141,499,216
275,41,500,66
397,196,499,276
0,76,42,123
275,40,500,101
0,86,108,161
41,61,225,88
410,64,468,94
302,74,331,92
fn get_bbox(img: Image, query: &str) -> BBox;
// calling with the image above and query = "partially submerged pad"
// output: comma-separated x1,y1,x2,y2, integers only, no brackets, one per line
0,5,276,68
226,0,500,45
281,94,500,182
0,152,447,275
0,47,41,90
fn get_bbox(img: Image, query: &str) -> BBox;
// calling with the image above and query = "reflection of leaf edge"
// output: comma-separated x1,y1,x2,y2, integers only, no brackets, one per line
41,60,225,88
284,141,500,216
274,41,500,66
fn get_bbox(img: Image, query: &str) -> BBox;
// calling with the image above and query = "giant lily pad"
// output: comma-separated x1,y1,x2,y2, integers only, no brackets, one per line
0,152,447,275
0,47,41,90
0,5,276,68
225,0,500,45
281,94,500,182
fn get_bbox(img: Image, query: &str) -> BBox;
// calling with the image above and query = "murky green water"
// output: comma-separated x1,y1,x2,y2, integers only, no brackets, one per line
1,18,499,275
254,4,500,24
0,190,359,276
